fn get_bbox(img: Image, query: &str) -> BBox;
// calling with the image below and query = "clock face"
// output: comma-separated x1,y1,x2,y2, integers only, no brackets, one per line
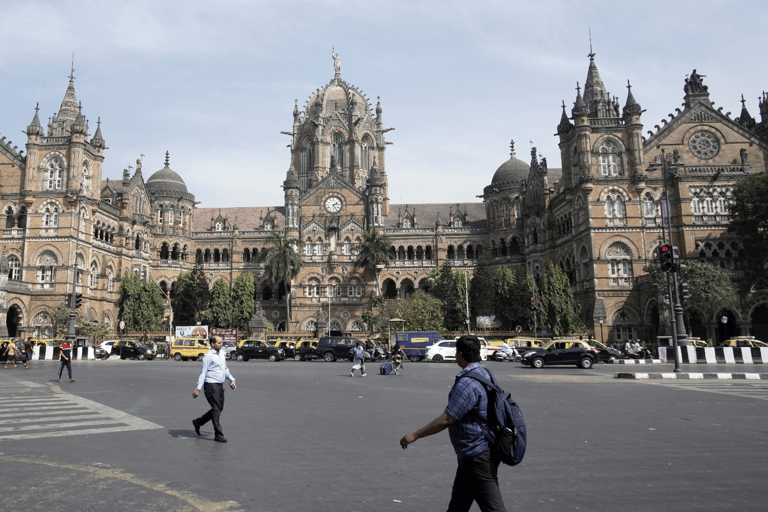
325,196,342,213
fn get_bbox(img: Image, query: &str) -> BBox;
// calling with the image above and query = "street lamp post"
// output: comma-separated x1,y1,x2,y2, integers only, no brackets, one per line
598,317,604,344
66,186,85,341
721,315,728,344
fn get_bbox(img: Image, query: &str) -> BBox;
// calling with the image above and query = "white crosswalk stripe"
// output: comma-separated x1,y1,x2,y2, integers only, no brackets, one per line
0,381,162,441
644,380,768,401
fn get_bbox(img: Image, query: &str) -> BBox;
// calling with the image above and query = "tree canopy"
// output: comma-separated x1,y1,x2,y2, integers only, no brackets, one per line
382,291,443,332
231,272,256,333
261,231,303,327
172,260,210,326
493,266,537,331
728,172,768,278
354,228,391,296
117,272,165,335
538,262,582,336
205,278,233,328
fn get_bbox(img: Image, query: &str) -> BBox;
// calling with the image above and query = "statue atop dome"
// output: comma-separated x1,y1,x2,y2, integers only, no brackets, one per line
332,46,341,76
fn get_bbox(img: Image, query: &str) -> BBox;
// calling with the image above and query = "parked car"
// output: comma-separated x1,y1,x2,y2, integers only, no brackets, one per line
170,338,210,361
425,340,457,362
271,341,297,359
294,339,319,361
520,340,599,369
109,340,157,360
588,340,623,363
317,336,363,362
234,339,285,362
721,337,768,349
221,341,237,359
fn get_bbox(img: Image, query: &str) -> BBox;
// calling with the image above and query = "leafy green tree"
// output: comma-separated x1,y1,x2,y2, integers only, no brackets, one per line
361,310,378,333
382,291,443,332
493,267,537,331
469,258,495,325
728,172,768,279
538,262,581,336
429,261,465,331
231,272,256,333
354,228,391,296
644,260,738,341
205,278,234,328
172,261,210,327
260,231,303,328
117,272,164,336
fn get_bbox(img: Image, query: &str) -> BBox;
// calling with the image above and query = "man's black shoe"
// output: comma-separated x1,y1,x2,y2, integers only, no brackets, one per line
192,419,201,437
214,436,228,443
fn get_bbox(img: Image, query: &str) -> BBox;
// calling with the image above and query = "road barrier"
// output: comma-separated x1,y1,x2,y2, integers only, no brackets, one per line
658,346,768,364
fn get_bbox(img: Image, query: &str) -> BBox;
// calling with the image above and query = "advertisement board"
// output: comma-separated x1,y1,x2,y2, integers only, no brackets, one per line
175,325,209,338
210,328,238,344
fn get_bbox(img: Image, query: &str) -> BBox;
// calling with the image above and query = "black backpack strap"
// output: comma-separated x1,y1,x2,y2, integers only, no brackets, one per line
460,368,504,394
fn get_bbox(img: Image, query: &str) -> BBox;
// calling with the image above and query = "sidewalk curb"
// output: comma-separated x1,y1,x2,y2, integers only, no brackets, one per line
610,359,663,364
614,372,768,380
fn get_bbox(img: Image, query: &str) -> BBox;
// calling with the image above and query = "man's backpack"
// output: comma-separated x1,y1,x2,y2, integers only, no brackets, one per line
462,370,527,466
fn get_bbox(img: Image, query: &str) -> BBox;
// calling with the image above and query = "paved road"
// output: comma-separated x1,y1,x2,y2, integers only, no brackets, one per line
0,358,765,511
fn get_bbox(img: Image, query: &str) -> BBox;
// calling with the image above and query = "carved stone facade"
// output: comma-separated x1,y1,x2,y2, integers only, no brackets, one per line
1,55,767,342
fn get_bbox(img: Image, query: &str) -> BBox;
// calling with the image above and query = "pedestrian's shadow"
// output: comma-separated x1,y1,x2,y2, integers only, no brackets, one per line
168,429,211,440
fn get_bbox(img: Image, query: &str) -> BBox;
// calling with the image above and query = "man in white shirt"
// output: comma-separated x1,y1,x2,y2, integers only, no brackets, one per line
192,336,236,443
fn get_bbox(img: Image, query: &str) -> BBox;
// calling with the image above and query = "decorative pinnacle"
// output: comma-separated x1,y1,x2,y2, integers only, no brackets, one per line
627,79,632,92
164,151,170,167
509,140,515,157
576,81,581,95
588,29,595,61
561,100,567,112
97,116,101,127
741,94,746,108
69,53,75,82
35,102,39,113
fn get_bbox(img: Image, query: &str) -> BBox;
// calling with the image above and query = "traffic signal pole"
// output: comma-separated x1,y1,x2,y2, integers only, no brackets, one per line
661,149,687,372
66,187,84,341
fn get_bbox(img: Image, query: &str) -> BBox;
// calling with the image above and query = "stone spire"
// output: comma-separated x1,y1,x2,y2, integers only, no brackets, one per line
738,94,756,129
557,100,573,134
572,81,588,118
623,80,643,118
26,103,44,137
90,117,105,148
71,102,87,135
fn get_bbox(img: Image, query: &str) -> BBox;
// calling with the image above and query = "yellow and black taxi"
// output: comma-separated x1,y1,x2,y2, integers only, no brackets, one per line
170,337,210,361
721,337,768,349
520,340,600,369
233,339,285,362
269,339,297,360
109,340,157,360
294,339,319,361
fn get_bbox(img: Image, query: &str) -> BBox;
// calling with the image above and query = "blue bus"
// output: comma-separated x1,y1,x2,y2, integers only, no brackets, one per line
395,331,444,362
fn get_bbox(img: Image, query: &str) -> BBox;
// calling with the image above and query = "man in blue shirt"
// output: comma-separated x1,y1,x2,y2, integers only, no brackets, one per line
400,335,506,512
192,336,236,443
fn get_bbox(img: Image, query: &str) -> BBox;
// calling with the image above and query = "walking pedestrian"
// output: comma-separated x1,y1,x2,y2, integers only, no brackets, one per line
350,341,366,377
400,335,507,512
192,336,236,443
391,342,404,375
3,341,17,369
24,337,34,369
58,338,75,382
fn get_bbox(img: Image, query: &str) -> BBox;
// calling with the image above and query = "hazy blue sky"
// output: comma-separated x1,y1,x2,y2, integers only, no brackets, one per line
1,0,765,209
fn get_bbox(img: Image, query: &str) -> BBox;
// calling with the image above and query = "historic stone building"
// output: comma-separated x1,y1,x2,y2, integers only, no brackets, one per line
1,54,767,342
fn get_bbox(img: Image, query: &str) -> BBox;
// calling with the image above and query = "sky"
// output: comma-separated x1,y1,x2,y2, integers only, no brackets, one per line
1,0,766,210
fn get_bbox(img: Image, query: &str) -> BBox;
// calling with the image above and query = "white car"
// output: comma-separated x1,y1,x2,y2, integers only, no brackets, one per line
425,338,489,362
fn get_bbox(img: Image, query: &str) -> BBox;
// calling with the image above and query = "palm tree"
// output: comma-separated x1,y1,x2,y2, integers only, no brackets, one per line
354,228,391,296
260,231,304,331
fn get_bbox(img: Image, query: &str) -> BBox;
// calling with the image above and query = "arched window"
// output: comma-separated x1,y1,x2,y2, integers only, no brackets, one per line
606,242,633,284
613,309,639,342
329,319,343,332
343,238,351,256
47,159,64,190
243,248,251,262
454,217,463,228
168,209,174,226
305,277,321,298
89,261,99,289
597,140,624,176
43,205,59,227
160,242,170,260
107,268,114,292
305,319,317,332
643,192,657,217
305,240,313,256
17,206,27,229
4,206,14,228
300,139,313,190
36,250,58,287
82,160,92,194
332,133,344,168
604,192,626,225
327,277,341,298
402,218,412,228
350,320,364,332
580,246,590,280
171,243,181,260
361,135,373,171
215,221,223,231
8,255,20,280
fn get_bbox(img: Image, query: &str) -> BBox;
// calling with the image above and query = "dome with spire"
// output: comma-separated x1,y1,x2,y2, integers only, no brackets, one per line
491,140,529,186
146,152,188,195
303,75,372,121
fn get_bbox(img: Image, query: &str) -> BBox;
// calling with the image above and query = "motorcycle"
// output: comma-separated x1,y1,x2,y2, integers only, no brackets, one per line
491,345,520,362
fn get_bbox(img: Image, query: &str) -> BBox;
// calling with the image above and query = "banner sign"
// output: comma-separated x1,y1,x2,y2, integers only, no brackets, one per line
211,328,238,344
175,325,209,338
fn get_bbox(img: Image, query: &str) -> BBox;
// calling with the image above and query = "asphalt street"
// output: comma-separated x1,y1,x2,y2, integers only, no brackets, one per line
0,357,766,512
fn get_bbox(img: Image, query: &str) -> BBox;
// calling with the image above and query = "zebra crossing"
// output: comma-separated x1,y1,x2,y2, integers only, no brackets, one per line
644,380,768,401
0,380,162,441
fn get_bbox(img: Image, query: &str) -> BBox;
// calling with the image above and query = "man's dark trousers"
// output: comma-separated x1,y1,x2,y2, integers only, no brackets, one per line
446,448,506,512
197,382,225,437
